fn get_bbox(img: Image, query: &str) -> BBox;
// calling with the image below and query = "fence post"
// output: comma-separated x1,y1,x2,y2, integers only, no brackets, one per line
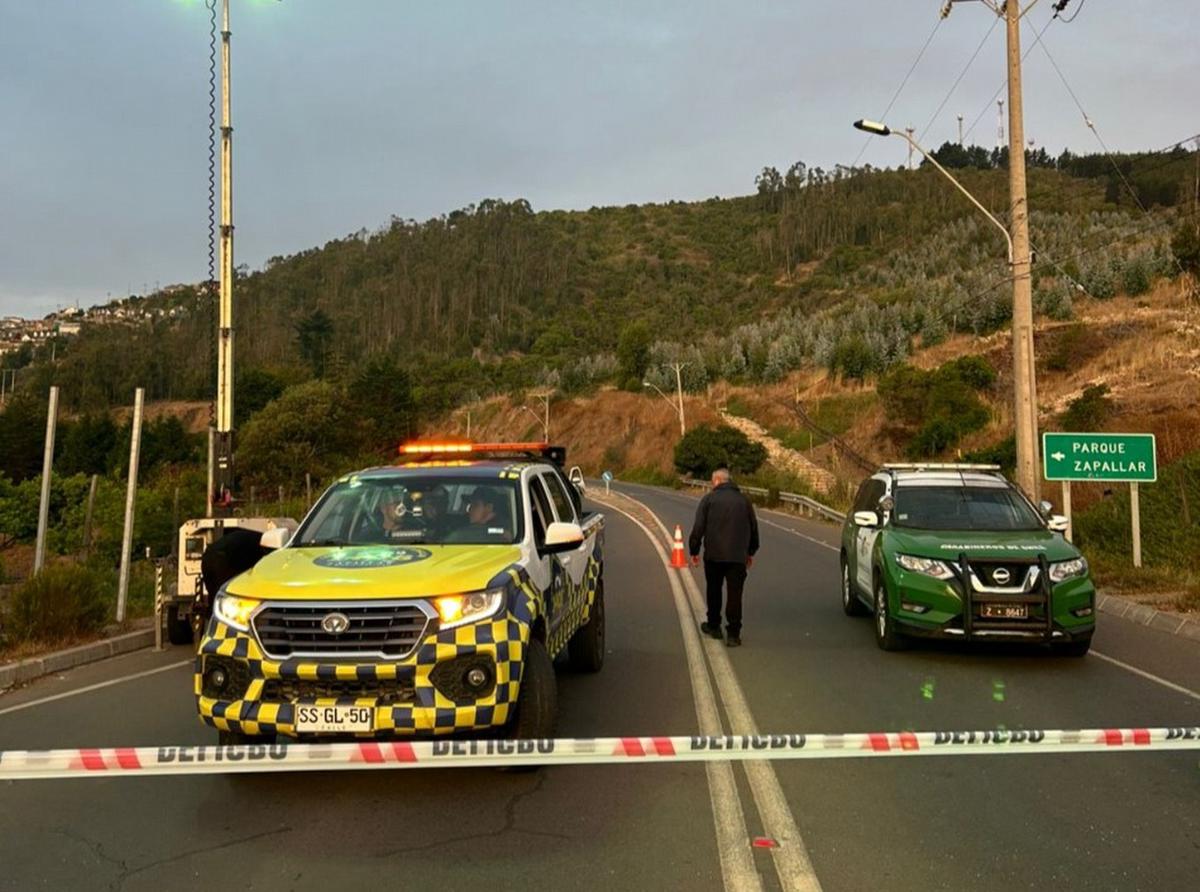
116,388,144,623
154,562,164,652
305,472,312,507
278,484,284,515
82,473,99,558
33,386,59,574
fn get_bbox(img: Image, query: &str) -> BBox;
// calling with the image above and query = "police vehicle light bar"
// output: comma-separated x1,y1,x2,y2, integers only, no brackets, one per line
400,441,552,455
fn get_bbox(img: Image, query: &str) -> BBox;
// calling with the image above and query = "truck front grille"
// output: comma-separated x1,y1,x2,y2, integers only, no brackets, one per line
261,677,415,704
252,601,433,659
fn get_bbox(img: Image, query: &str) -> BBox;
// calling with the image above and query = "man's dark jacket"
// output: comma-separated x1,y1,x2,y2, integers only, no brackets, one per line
688,482,760,564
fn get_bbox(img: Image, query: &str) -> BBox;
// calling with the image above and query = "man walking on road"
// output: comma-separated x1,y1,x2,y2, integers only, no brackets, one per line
689,467,759,647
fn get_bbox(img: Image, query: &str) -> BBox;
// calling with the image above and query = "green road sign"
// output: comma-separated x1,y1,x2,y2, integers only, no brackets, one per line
1043,432,1157,482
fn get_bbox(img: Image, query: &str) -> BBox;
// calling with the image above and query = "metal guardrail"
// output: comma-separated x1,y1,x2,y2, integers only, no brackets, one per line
681,479,846,524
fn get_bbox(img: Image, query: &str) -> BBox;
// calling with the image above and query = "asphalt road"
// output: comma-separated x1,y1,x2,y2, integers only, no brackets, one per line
1,482,1198,891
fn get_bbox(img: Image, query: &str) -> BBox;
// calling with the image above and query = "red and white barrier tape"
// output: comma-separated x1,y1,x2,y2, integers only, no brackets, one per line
1,727,1198,780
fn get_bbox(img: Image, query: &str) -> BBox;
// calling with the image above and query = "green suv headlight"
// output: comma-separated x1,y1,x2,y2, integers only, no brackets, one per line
1049,557,1088,583
895,554,956,580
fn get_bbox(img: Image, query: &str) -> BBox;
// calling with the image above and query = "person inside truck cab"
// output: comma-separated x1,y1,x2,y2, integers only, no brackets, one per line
404,484,453,538
350,485,408,543
445,485,511,542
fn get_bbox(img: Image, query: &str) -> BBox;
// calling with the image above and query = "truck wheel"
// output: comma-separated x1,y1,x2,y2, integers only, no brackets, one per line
874,574,908,652
218,729,275,746
1055,634,1092,657
567,583,606,672
842,555,868,617
507,638,557,741
166,605,194,645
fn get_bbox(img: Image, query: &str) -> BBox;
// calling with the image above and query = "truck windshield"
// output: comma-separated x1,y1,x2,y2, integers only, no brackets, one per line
293,475,523,546
893,485,1044,532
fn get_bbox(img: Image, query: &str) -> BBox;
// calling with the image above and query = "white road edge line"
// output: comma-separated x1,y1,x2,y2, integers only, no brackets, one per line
758,517,839,554
0,659,193,717
605,500,762,892
1090,651,1200,702
611,493,823,892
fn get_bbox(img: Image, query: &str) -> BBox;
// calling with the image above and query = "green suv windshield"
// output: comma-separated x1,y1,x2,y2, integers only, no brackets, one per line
893,485,1043,532
294,476,523,546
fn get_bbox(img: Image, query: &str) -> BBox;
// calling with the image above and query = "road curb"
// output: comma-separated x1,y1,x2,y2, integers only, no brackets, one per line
0,629,156,692
1097,592,1200,641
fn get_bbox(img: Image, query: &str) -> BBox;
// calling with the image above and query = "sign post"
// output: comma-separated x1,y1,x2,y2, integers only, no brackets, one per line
602,470,613,495
1043,432,1157,568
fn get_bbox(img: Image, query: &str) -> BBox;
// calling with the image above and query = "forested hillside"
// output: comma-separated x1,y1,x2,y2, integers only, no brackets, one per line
4,143,1198,434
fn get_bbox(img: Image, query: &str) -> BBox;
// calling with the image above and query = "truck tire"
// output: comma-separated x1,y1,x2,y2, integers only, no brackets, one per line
1054,634,1092,657
842,555,868,617
567,583,605,672
874,573,908,651
166,605,194,646
507,638,557,741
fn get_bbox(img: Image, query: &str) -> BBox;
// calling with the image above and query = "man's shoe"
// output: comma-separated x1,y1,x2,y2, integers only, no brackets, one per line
700,622,723,640
726,636,742,647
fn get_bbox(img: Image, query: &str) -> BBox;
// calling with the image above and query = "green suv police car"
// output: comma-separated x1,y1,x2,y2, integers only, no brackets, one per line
840,464,1095,656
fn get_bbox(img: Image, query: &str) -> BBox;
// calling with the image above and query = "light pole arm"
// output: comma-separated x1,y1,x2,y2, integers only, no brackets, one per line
893,130,1014,264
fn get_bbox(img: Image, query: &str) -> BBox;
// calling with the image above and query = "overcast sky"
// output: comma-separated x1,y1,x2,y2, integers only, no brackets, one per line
1,0,1194,317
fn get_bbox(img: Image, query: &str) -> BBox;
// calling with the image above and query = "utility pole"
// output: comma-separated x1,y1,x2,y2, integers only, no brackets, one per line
939,0,1040,499
213,0,236,515
117,388,145,623
905,127,915,169
957,113,964,145
1004,0,1040,499
670,362,687,436
33,386,59,574
997,99,1005,150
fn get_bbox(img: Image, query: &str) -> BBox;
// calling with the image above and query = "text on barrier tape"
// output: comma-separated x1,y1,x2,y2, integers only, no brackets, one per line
1,728,1198,780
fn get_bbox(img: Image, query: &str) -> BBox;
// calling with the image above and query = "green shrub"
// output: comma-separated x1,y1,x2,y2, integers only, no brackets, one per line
829,337,881,382
4,563,112,644
1060,384,1113,431
964,435,1017,475
879,357,994,457
1075,451,1200,570
674,425,768,478
1120,255,1152,296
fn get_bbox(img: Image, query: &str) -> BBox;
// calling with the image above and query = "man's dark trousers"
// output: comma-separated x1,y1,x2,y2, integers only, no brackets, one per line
704,560,747,636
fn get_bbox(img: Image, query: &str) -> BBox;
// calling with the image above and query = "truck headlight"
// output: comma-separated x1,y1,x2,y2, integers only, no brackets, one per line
1049,557,1088,583
434,588,505,630
895,554,955,580
213,591,259,631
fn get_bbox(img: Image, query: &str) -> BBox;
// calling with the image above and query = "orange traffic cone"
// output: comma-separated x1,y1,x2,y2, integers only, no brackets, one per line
670,525,688,569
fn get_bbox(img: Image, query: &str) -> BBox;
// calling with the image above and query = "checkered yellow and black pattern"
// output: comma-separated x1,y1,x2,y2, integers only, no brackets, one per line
196,576,548,738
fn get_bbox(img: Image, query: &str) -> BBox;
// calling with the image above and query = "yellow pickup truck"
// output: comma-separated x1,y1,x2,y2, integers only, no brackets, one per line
195,443,604,743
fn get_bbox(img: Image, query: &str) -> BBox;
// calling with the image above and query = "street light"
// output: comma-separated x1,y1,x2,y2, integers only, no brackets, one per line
853,117,1039,497
852,119,1013,262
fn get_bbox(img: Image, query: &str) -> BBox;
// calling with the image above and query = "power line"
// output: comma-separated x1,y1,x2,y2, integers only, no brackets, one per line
851,16,945,168
962,13,1055,145
1030,28,1192,281
1053,0,1086,24
918,14,1001,146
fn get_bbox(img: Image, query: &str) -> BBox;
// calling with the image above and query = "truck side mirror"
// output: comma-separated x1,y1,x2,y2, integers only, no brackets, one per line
260,527,291,550
542,521,584,554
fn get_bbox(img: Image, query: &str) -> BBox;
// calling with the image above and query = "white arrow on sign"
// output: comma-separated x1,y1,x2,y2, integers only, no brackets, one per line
1051,451,1065,462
